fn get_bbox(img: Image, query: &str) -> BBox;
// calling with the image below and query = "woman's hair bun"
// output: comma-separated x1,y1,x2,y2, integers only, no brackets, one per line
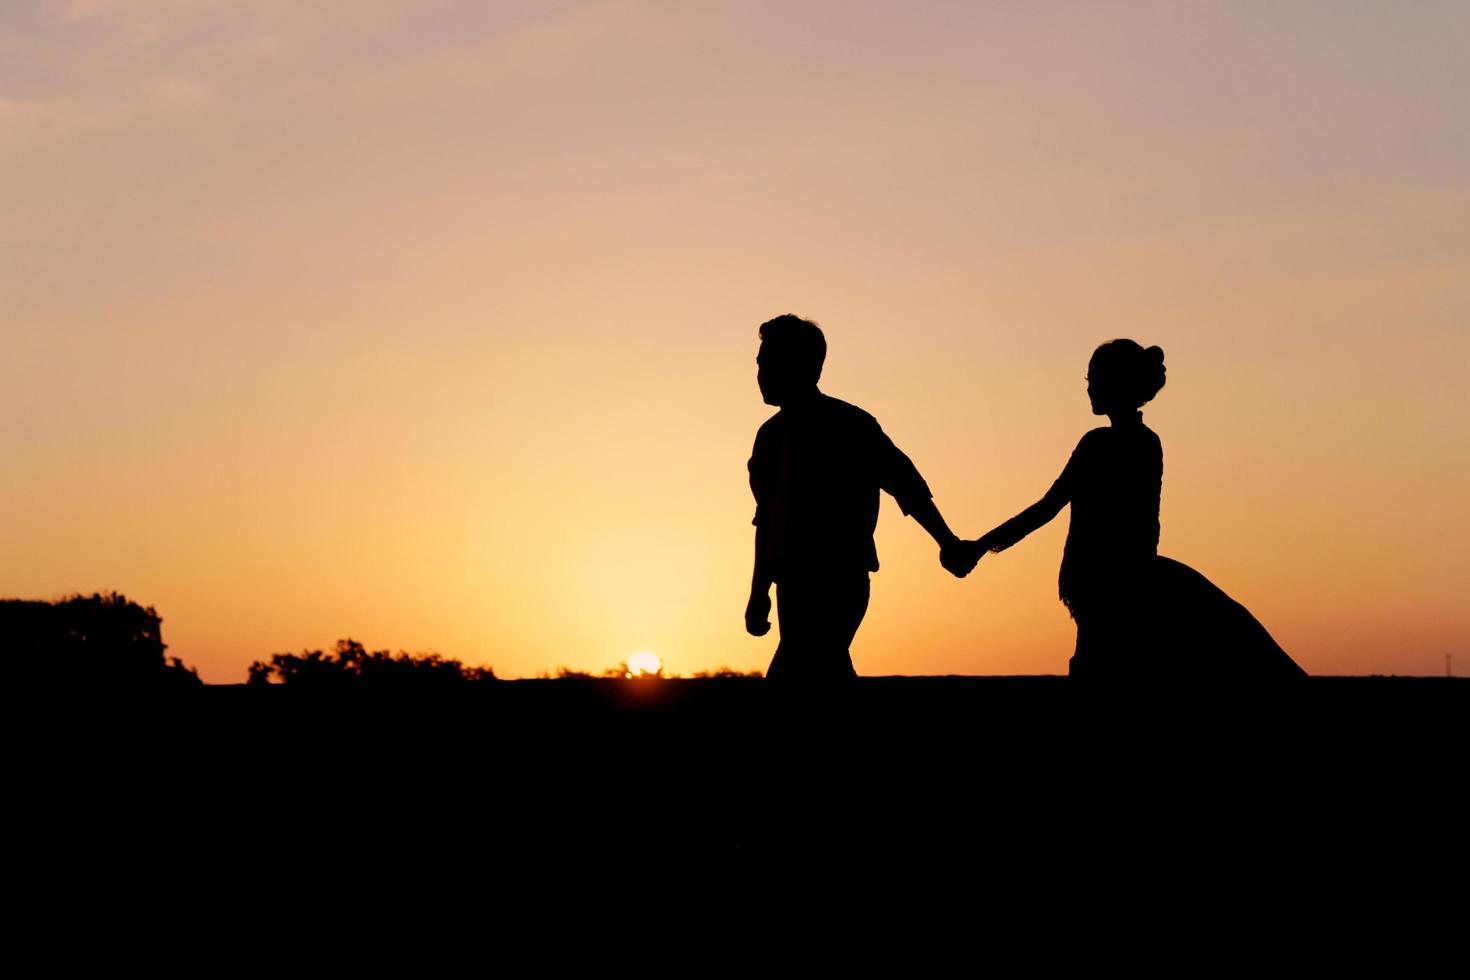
1091,338,1166,406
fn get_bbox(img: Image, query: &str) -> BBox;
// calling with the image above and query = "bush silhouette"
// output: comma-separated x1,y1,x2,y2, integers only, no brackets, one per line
247,639,495,689
0,592,201,687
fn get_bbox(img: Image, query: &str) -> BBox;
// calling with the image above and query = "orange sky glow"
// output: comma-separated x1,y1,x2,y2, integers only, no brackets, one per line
3,1,1467,680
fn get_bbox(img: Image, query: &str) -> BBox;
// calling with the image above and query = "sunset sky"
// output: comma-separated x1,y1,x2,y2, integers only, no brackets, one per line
4,1,1467,681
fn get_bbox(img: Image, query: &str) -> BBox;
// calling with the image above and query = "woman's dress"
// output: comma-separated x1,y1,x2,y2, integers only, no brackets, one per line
985,414,1305,683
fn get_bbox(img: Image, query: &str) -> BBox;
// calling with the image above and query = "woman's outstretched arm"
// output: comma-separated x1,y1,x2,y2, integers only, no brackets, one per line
975,438,1085,553
977,487,1068,552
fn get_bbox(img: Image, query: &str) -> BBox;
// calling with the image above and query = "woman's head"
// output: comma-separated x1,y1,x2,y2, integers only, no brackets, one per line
1087,340,1166,415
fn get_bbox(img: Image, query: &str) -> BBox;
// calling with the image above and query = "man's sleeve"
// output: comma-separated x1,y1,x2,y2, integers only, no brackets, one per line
871,420,932,516
748,426,772,526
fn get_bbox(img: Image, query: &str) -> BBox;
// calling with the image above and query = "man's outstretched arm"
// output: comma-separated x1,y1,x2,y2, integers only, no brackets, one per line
906,498,979,578
873,423,977,578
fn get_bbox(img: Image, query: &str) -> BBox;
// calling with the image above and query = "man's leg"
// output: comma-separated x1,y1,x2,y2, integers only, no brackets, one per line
766,572,870,684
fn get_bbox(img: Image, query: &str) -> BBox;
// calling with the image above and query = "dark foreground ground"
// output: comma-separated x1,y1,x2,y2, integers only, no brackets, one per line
14,676,1465,920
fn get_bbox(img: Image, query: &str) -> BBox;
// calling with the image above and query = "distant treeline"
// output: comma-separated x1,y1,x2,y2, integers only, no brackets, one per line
247,642,762,686
248,639,496,689
3,592,761,685
0,592,201,687
548,665,763,679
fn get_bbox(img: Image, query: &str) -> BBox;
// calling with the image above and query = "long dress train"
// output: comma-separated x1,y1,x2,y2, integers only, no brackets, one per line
986,413,1305,683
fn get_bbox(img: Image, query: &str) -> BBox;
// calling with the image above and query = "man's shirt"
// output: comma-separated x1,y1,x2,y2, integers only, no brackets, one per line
748,391,932,578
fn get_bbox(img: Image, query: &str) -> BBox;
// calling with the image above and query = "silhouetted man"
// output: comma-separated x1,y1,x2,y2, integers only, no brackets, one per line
745,314,973,683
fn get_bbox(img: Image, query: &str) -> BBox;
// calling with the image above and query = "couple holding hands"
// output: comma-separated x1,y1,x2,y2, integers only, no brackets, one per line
745,314,1304,685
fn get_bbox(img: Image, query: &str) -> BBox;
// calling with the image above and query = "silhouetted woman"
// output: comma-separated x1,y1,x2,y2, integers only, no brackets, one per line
971,341,1305,683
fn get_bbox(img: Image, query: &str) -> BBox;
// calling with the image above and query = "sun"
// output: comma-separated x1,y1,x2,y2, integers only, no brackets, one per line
627,651,662,677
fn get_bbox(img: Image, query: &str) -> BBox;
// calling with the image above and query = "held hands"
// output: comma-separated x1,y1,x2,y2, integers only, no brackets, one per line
940,538,984,578
745,590,772,636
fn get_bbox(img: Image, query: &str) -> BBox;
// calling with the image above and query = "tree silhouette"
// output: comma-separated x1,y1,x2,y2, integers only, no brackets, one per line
246,639,495,689
1,592,201,687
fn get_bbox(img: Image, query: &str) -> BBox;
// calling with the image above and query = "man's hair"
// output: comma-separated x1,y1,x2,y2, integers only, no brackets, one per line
758,314,826,385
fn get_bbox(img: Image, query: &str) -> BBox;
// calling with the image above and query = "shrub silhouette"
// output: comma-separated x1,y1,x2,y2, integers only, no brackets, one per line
545,664,763,679
603,660,664,679
247,639,495,689
0,592,201,687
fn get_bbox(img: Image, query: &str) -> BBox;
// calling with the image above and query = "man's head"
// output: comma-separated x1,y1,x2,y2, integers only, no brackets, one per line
757,314,826,406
